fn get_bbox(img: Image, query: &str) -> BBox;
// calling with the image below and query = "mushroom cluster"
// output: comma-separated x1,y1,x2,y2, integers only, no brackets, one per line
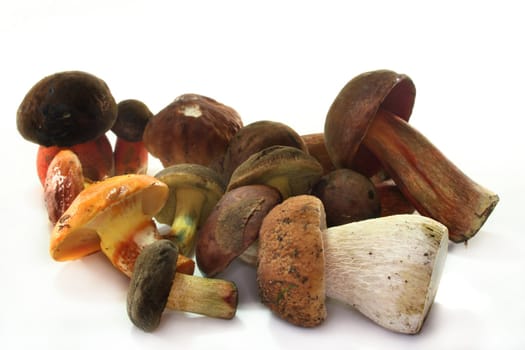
17,69,499,334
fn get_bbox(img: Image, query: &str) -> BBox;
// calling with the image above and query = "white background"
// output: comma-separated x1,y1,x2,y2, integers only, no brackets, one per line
1,1,524,349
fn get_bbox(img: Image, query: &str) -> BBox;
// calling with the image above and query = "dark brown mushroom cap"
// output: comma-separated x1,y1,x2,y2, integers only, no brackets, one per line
227,145,323,199
257,195,327,327
143,94,243,170
324,69,416,173
127,239,178,332
17,71,117,147
112,99,153,142
196,184,282,277
222,120,308,180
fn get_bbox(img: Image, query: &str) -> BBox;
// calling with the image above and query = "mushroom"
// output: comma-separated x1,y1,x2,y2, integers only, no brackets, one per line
375,179,415,217
227,145,323,199
196,184,282,276
221,120,308,181
154,164,226,256
143,94,243,173
111,99,153,175
301,133,336,175
127,239,238,332
258,195,448,334
49,174,194,277
311,168,380,227
324,69,499,242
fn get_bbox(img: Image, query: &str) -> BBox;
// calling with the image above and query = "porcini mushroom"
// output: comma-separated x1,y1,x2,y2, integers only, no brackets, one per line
324,69,499,242
258,195,448,334
196,184,282,276
49,174,194,277
112,99,152,175
221,120,308,181
127,239,238,332
143,94,243,173
227,145,323,199
154,164,226,256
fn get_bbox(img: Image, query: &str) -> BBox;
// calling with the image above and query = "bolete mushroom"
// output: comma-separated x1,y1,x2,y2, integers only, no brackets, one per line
324,69,499,242
301,133,336,175
154,164,226,256
196,184,282,276
258,195,448,334
221,120,308,181
375,179,415,217
49,174,194,277
112,99,153,175
227,145,323,199
127,239,238,332
143,94,243,173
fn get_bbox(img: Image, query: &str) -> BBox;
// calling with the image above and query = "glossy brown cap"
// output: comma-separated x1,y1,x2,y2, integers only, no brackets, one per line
112,99,153,142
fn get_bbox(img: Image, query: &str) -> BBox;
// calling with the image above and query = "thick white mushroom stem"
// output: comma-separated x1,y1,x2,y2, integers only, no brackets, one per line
323,214,448,334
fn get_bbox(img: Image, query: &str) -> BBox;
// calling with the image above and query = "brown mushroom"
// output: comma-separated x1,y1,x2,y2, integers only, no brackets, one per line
375,179,415,217
143,94,243,173
301,133,336,175
324,69,499,242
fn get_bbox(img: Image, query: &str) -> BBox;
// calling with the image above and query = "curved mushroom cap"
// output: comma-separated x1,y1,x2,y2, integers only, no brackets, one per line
112,99,153,142
127,239,178,332
196,184,282,277
222,120,308,180
154,164,226,227
50,174,168,261
227,145,323,199
258,195,327,327
324,69,416,173
17,71,117,147
143,94,243,170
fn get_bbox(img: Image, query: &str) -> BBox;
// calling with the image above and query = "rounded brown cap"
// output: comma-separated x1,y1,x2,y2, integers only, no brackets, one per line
112,99,153,141
324,70,415,175
17,71,117,147
257,195,327,327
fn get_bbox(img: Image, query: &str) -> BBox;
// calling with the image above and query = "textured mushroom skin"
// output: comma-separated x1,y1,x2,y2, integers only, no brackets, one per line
257,195,327,327
17,71,117,147
127,239,178,332
112,99,153,142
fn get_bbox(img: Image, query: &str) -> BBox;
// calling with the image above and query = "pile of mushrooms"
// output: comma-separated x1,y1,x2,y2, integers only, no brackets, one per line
16,69,499,334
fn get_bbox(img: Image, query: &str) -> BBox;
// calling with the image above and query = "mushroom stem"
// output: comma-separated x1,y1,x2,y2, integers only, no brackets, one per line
169,187,206,256
264,175,293,199
114,139,148,175
363,108,499,242
166,273,238,319
322,214,448,334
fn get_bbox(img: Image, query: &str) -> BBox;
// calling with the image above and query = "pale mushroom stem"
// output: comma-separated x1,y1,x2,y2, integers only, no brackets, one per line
363,108,499,242
322,214,448,334
166,273,238,319
170,188,206,256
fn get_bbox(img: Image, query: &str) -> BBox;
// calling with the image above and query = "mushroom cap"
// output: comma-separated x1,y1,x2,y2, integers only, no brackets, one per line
127,239,179,332
227,145,323,199
112,99,153,142
222,120,308,180
257,195,327,327
17,71,117,147
324,69,416,174
50,174,169,261
196,184,282,277
154,163,226,226
143,94,243,170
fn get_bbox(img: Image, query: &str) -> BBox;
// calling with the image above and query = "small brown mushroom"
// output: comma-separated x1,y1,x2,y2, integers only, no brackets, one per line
324,69,499,242
196,184,282,276
227,145,323,199
301,133,336,175
127,239,238,332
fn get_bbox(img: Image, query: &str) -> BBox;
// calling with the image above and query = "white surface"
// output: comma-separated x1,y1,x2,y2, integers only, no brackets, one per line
1,1,524,349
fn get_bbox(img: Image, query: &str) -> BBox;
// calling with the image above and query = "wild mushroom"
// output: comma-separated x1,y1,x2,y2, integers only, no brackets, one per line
227,145,323,199
375,179,415,217
49,174,194,277
195,184,282,276
154,164,226,256
143,94,243,173
221,120,308,181
301,133,336,175
311,168,380,227
258,195,448,334
324,69,499,242
111,99,153,175
127,239,238,332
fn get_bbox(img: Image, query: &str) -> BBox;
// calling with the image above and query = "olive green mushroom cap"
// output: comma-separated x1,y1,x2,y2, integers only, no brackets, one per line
227,145,323,199
17,71,117,147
